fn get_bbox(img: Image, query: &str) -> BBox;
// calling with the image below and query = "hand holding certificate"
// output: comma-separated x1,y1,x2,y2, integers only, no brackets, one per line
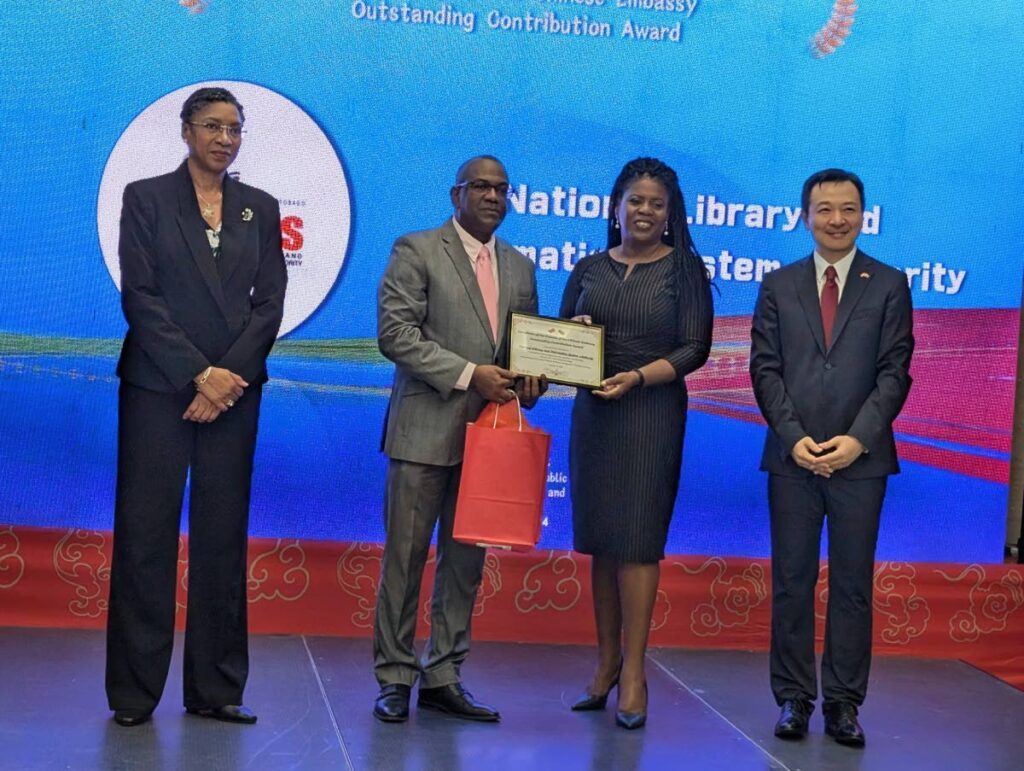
508,312,605,389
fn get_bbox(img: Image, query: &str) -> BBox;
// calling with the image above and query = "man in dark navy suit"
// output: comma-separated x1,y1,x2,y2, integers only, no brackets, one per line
750,169,914,747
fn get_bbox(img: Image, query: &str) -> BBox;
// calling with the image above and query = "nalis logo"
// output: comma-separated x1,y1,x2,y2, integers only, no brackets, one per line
282,215,304,252
97,81,351,336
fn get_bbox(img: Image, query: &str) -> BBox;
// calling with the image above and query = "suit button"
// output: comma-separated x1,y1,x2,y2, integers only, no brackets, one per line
824,363,833,370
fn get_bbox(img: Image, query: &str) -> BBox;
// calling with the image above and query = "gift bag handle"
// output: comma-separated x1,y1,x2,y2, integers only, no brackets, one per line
491,391,523,431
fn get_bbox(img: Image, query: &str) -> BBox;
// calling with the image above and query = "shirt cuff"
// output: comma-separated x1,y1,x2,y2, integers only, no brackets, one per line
455,362,476,391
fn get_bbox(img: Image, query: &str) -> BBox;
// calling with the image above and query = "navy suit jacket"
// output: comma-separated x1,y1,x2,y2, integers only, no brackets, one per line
749,249,914,479
116,161,287,393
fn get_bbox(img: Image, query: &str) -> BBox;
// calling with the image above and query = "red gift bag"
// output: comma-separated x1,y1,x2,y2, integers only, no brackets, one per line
453,396,551,551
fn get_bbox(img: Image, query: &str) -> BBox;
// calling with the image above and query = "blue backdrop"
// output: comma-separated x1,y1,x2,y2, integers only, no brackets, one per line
1,1,1021,562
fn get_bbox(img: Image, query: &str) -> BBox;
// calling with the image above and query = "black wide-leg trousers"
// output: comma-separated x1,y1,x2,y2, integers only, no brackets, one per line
105,381,262,712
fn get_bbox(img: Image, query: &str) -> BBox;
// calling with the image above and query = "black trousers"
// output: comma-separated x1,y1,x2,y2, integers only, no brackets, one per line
768,472,887,708
105,381,262,712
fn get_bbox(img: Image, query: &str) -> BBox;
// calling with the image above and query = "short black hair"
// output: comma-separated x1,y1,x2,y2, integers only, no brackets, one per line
455,155,505,185
180,87,245,124
801,168,864,213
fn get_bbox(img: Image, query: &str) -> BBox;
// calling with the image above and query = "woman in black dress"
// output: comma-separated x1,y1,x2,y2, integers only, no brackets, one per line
560,158,713,729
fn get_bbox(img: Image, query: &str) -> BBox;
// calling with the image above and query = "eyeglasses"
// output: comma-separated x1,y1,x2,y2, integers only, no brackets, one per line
187,121,246,139
455,180,511,197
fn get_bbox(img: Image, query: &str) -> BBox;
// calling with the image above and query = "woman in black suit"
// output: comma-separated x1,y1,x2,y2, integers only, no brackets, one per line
106,87,287,727
560,158,712,729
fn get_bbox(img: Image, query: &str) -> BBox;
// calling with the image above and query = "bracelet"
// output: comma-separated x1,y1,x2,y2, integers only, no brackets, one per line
194,366,213,388
632,369,645,388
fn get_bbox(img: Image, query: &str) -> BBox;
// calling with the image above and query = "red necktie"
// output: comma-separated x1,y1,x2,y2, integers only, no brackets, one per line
475,245,499,339
821,265,839,348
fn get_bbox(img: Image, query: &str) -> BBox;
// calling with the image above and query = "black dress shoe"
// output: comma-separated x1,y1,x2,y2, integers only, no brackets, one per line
571,661,622,711
614,681,647,730
823,702,865,747
186,704,258,724
373,684,411,723
418,683,499,722
113,708,153,727
774,699,813,739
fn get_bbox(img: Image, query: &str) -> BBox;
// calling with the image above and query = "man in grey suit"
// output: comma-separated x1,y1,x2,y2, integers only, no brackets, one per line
750,169,914,747
373,156,546,723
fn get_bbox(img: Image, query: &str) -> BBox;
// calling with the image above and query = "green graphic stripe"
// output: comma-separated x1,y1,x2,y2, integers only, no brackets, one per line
0,332,385,363
0,333,121,357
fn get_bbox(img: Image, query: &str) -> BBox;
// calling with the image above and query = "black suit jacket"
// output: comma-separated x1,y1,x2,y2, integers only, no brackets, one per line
749,249,914,479
117,161,287,392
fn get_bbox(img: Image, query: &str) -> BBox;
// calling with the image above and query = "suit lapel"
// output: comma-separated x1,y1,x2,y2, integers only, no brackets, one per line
216,173,255,285
794,256,826,356
175,162,229,318
441,221,495,347
828,250,873,349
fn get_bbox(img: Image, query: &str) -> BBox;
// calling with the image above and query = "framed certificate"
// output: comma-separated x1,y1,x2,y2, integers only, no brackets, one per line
507,312,605,389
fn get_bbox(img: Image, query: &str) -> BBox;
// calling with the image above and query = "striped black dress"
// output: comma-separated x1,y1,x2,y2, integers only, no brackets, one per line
559,250,713,563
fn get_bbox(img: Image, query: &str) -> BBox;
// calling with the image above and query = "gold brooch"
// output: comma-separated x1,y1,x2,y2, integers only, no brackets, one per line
859,272,870,278
241,208,253,222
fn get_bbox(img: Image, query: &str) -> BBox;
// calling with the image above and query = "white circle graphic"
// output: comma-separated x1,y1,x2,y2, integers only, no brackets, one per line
97,80,350,336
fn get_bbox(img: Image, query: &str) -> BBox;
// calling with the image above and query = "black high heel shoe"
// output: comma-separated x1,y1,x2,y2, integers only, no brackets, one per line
615,682,647,730
570,660,623,711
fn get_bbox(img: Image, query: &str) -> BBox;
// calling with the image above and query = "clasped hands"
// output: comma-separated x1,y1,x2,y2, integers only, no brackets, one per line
791,435,865,478
471,364,547,408
183,367,248,423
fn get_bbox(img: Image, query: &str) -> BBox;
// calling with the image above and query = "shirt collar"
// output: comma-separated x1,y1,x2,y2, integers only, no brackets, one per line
451,217,497,264
813,247,857,286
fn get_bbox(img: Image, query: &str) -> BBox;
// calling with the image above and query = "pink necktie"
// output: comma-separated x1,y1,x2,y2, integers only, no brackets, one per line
821,265,838,348
476,245,499,339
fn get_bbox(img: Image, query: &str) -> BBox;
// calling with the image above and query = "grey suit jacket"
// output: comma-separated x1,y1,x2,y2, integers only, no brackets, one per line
378,220,539,466
749,249,914,479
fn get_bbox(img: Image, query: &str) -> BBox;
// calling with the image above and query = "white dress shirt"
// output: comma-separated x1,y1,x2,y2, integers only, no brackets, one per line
813,247,857,302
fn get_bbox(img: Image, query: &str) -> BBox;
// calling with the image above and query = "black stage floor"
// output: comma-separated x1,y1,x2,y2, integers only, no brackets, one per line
1,628,1021,770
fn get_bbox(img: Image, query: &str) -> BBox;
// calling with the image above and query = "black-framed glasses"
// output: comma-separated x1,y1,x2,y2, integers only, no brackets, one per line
187,121,246,139
455,179,511,197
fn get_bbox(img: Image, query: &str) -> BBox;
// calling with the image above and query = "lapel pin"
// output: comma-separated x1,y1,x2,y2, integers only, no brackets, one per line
241,208,253,222
859,272,870,278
